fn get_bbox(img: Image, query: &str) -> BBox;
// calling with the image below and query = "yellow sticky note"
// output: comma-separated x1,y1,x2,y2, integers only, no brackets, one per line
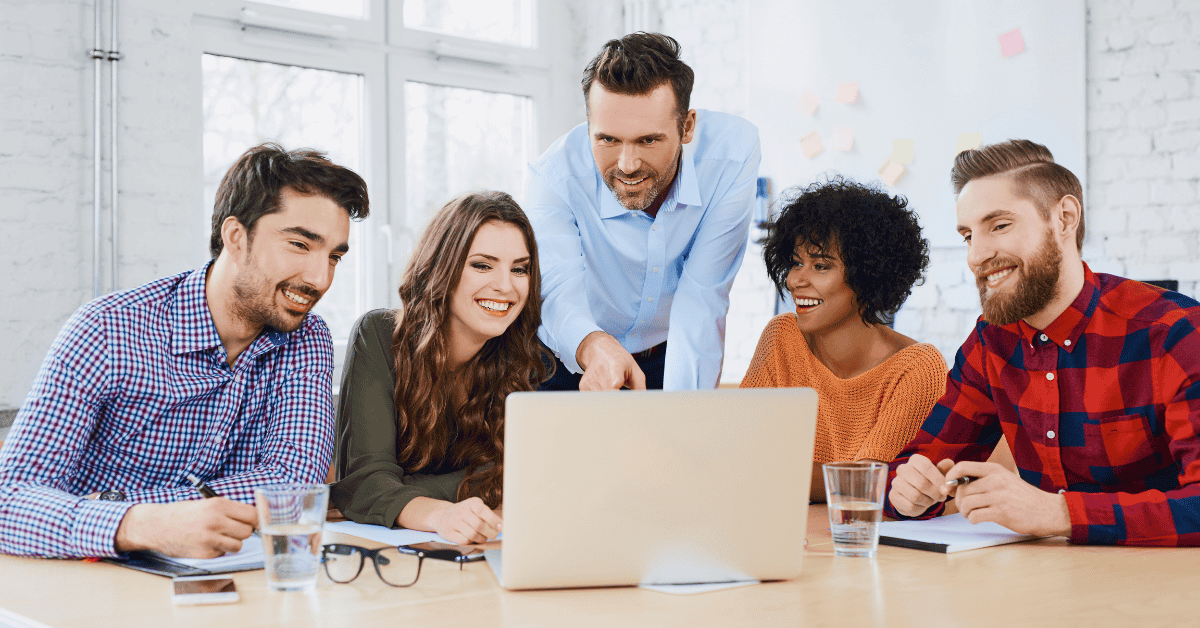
831,127,854,151
892,139,915,165
835,82,859,104
879,158,906,186
800,131,824,159
798,91,820,116
955,132,983,155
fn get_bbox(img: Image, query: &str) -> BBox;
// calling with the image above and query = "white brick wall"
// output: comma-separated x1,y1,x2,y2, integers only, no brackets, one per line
0,0,204,409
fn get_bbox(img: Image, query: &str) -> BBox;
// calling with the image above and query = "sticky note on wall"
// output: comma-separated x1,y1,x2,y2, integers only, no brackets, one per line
955,132,983,154
800,131,824,159
835,82,859,103
879,158,906,186
998,28,1025,58
891,139,915,164
831,127,854,151
798,91,820,116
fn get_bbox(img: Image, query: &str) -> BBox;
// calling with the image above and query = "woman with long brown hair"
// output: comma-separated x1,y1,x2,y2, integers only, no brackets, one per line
330,191,546,543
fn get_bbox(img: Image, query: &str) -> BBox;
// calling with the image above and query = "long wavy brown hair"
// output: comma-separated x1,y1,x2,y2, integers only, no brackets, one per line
392,191,547,508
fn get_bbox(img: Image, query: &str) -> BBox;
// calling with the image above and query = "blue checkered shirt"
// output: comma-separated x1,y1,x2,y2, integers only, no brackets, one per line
0,262,335,558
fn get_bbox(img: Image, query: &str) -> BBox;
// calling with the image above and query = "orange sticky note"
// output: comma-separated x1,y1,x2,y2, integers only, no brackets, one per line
955,132,983,155
879,158,906,186
999,28,1025,58
831,127,855,151
834,82,859,104
798,91,820,116
800,131,824,159
892,139,915,165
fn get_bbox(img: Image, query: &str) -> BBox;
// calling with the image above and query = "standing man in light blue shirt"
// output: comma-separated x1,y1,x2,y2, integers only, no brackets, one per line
526,32,762,391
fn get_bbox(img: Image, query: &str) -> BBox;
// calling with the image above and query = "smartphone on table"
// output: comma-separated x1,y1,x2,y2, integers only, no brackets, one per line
172,575,240,605
399,542,487,564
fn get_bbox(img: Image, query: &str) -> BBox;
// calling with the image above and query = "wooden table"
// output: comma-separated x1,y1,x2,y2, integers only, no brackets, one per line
2,506,1197,627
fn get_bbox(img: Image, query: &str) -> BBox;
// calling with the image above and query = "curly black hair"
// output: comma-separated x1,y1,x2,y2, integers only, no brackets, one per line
761,176,929,326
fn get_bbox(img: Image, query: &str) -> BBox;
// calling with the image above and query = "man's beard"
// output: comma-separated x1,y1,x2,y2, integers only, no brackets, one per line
602,149,679,211
976,229,1062,326
231,248,321,333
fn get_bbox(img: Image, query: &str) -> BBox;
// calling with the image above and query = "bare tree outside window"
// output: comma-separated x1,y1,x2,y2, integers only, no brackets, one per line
202,54,364,340
404,82,532,234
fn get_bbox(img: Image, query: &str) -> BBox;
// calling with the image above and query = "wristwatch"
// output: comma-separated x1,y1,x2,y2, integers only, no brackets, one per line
98,490,126,501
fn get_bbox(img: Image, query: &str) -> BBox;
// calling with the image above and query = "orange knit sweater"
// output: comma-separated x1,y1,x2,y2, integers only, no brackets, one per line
740,314,948,464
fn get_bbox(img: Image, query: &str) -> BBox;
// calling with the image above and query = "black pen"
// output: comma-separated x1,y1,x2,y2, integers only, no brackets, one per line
185,473,221,499
945,476,978,487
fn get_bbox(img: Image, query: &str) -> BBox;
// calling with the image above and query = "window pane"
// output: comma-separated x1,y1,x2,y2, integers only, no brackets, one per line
251,0,367,19
403,0,533,47
202,54,365,340
404,82,532,232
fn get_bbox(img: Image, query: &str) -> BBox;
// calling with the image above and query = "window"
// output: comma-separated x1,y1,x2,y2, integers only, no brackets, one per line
195,0,555,381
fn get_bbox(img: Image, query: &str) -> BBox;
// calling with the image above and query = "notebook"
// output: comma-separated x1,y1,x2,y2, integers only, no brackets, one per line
102,535,264,577
491,388,819,590
878,514,1042,553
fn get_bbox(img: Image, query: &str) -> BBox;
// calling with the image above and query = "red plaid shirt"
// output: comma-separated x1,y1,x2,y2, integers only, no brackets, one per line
885,263,1200,546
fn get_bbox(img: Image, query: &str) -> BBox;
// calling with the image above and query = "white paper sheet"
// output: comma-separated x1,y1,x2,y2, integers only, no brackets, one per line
324,520,453,546
878,514,1041,553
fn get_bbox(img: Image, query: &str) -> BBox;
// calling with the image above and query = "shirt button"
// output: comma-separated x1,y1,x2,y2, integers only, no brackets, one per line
1046,372,1055,381
1064,339,1071,346
1040,334,1048,342
647,297,653,302
652,225,658,231
653,267,659,273
1047,430,1055,439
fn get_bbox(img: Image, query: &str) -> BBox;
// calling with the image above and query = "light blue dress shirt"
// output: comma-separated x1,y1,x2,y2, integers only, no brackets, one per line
524,110,762,389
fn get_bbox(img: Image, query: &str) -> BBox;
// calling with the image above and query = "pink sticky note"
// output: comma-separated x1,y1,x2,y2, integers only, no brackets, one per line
797,91,820,116
831,127,855,151
800,131,824,159
955,132,983,155
879,158,906,186
835,82,859,104
999,28,1025,58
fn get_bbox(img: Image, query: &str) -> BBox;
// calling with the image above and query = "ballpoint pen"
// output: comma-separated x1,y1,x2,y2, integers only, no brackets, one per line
945,476,978,487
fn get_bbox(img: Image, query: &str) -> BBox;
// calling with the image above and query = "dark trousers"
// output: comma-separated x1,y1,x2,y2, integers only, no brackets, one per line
540,342,666,391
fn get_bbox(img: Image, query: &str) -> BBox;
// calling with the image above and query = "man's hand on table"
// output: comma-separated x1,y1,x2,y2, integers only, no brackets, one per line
888,454,954,517
115,498,258,558
947,461,1071,537
576,331,646,391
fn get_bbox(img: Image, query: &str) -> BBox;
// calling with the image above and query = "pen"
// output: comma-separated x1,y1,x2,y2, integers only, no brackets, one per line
185,473,221,499
945,476,978,487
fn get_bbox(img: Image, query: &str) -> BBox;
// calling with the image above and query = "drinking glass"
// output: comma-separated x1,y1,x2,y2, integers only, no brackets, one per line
255,484,329,591
822,461,887,557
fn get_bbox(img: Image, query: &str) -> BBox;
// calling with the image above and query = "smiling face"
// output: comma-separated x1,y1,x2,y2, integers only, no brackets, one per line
229,186,350,333
956,176,1063,326
446,220,531,360
588,82,696,212
786,240,861,335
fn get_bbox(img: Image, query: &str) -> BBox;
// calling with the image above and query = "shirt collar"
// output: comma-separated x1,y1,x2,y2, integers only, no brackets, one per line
1015,261,1097,353
597,127,703,219
169,260,293,357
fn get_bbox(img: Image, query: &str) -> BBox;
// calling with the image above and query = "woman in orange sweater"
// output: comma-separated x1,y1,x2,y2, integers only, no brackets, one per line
741,177,947,501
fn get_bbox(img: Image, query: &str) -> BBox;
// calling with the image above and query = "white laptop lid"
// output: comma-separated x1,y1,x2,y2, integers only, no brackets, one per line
498,388,818,590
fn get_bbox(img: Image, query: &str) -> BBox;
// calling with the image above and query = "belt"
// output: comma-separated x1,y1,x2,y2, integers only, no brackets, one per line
631,341,667,363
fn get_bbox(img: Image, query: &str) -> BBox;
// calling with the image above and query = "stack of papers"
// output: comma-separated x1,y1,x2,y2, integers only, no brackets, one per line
878,514,1042,553
156,537,265,571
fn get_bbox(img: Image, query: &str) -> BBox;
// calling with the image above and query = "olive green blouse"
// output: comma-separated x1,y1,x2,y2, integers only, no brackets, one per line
330,309,468,527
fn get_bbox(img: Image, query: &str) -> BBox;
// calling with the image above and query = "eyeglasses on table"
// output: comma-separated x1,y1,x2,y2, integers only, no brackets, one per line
321,543,429,587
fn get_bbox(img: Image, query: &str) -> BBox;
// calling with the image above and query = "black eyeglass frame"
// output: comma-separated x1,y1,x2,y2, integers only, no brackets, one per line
321,543,426,587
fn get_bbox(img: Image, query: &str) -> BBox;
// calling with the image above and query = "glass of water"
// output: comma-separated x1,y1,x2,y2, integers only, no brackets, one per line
822,461,888,558
254,484,329,591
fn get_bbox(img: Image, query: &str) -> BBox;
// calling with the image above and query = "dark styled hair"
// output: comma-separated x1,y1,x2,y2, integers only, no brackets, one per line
391,191,548,509
581,32,694,129
210,143,369,257
761,177,929,326
950,139,1085,251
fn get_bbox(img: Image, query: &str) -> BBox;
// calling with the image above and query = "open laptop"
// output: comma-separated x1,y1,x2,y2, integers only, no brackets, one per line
487,388,818,590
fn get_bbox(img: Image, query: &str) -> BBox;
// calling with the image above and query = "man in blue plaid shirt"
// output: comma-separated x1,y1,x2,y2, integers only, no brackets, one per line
0,144,368,559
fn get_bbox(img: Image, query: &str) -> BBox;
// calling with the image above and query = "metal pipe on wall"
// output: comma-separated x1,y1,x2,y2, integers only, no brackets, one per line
109,0,118,292
90,0,120,298
92,0,102,298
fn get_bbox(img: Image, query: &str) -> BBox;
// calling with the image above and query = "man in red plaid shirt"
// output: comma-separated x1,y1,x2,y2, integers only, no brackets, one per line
886,139,1200,546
